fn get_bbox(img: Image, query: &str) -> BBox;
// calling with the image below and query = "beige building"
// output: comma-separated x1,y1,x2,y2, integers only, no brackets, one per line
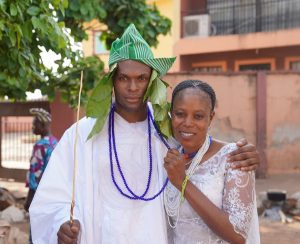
174,0,300,73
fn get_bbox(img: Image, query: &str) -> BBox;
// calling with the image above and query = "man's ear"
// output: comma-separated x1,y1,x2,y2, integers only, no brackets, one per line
112,65,118,84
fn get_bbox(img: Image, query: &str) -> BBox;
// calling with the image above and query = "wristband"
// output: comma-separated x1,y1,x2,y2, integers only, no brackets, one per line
180,175,189,202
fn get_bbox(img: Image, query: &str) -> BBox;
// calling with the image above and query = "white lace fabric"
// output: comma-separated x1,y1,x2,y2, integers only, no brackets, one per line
167,143,260,244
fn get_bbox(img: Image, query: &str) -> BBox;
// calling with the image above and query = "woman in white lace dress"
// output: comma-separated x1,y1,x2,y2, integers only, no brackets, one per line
164,80,260,244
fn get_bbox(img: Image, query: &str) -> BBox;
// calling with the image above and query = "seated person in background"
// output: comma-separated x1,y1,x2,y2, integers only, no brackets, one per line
164,80,260,244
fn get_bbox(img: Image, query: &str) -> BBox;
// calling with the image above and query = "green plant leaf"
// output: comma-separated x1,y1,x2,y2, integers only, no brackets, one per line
159,113,172,138
22,21,33,41
86,70,114,140
86,71,113,117
27,6,40,16
143,69,157,101
143,70,171,138
0,20,4,30
10,3,17,16
149,78,167,105
86,105,111,140
8,28,16,46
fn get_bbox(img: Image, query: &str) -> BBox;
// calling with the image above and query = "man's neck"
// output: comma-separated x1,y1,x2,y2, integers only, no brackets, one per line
115,106,147,123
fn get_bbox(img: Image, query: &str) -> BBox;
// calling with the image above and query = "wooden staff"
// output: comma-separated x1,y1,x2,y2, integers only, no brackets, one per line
70,71,84,224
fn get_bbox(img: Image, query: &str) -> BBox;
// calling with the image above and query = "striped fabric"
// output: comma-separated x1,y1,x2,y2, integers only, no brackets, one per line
109,24,176,76
30,108,51,122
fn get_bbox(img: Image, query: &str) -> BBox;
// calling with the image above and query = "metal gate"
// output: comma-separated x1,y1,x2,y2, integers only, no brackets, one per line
0,101,50,182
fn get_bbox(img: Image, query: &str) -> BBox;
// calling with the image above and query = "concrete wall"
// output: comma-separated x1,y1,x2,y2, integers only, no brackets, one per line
164,72,300,175
50,92,76,140
1,117,33,132
266,73,300,173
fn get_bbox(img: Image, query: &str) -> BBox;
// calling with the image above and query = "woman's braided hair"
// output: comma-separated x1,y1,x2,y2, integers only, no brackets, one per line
171,80,216,111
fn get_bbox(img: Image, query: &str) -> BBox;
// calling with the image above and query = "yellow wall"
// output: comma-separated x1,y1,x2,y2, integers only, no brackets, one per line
148,0,180,72
147,0,174,58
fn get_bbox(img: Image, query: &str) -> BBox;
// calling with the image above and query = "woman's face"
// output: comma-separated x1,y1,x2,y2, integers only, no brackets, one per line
171,88,214,154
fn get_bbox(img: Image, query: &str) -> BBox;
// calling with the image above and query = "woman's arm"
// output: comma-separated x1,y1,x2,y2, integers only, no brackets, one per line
183,169,255,244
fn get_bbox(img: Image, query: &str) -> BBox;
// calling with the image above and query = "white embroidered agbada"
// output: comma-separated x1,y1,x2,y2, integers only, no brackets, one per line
166,143,260,244
29,113,170,244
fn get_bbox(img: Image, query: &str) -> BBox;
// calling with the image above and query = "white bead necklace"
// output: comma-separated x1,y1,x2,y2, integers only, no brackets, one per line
164,134,211,228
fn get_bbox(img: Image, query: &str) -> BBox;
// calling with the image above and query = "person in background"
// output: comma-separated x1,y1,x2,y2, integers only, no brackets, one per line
24,108,58,243
164,80,260,243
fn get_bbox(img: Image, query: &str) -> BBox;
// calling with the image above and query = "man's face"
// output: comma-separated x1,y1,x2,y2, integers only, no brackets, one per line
113,60,152,115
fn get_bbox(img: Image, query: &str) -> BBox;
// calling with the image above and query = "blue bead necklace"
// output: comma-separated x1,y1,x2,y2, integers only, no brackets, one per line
182,136,212,159
108,104,170,201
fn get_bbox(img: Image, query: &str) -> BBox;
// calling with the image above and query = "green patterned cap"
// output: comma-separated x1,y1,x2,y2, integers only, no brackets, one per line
109,24,176,76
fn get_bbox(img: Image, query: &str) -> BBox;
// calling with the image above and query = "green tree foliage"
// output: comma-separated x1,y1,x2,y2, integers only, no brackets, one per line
0,0,171,106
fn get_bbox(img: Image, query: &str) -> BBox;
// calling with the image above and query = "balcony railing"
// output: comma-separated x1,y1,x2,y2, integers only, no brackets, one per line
184,0,300,36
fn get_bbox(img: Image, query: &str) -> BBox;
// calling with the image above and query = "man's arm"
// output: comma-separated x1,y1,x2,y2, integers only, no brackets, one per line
227,138,260,171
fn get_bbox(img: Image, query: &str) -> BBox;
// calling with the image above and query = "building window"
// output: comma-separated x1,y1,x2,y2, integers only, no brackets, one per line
285,57,300,71
192,61,227,72
94,31,108,54
239,63,271,71
290,61,300,71
235,59,275,71
193,66,223,72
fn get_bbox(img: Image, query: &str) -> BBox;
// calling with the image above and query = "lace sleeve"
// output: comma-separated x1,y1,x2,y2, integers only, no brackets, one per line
222,163,256,239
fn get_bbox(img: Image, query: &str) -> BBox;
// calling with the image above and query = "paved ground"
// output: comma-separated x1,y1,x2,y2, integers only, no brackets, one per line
1,173,300,243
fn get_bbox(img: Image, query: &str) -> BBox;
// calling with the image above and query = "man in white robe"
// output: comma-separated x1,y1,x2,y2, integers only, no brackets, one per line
29,24,260,244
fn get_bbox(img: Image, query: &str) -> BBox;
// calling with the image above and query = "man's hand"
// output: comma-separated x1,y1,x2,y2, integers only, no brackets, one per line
227,138,260,171
57,220,80,244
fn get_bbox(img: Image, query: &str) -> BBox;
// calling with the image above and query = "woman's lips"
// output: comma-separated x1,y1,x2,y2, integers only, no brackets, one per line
180,131,195,138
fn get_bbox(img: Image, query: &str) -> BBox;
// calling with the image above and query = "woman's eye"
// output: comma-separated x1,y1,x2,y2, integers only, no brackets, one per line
194,114,204,120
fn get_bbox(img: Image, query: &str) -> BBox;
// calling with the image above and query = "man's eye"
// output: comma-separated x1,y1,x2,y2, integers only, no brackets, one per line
174,112,184,118
139,76,147,81
119,76,127,81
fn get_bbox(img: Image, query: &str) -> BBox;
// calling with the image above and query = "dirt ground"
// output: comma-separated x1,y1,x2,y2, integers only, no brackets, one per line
256,173,300,243
1,173,300,243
